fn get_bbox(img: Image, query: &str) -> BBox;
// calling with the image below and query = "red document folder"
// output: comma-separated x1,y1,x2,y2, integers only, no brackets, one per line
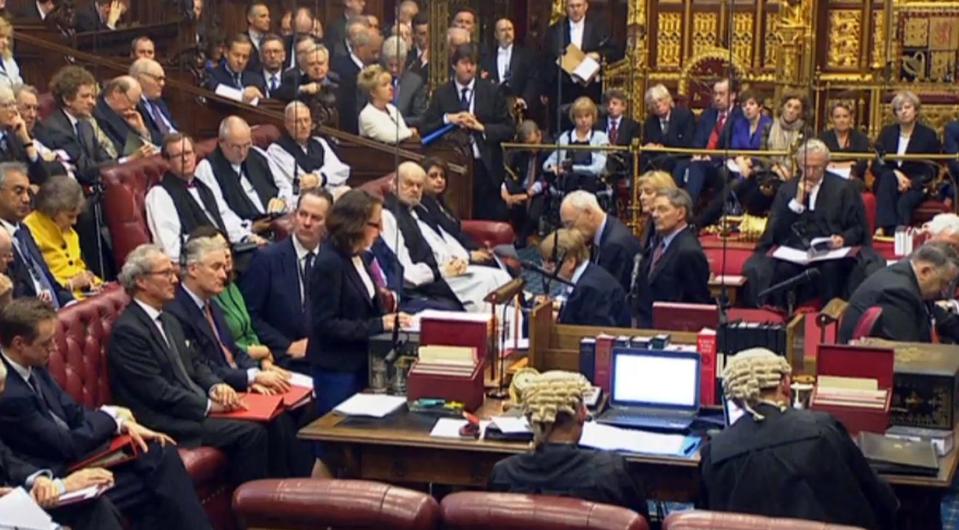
210,393,283,422
282,385,313,409
68,435,141,472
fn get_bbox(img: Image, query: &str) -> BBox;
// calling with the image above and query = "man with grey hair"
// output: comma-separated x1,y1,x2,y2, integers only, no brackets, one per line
840,241,959,343
634,187,710,326
559,190,641,292
129,58,179,144
275,40,338,103
108,244,269,485
267,101,351,206
332,18,382,134
93,75,158,159
381,35,427,128
195,116,285,231
752,138,874,308
641,83,695,173
328,0,367,58
0,85,50,184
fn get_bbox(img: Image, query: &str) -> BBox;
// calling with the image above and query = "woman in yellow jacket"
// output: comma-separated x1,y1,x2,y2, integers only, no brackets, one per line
24,176,102,298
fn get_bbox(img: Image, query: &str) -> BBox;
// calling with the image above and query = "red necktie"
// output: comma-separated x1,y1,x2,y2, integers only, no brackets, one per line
609,121,618,144
706,112,727,150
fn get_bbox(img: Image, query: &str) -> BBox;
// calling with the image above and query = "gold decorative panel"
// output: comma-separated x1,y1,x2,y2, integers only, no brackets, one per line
732,12,754,66
764,14,779,68
903,17,928,47
827,10,861,68
871,10,885,67
929,17,959,51
657,12,683,68
692,12,719,56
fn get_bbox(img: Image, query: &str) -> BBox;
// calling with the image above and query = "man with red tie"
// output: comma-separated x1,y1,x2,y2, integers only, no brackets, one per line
672,78,744,205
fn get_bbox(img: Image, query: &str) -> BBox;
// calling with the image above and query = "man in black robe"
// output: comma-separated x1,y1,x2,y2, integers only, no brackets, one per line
701,348,898,529
488,371,648,518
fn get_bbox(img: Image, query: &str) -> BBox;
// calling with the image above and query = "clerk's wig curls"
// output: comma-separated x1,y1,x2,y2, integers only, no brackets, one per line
721,348,791,421
519,371,591,448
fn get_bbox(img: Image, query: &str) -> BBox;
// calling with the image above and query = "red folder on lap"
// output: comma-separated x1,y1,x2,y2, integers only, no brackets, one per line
281,385,313,409
210,393,284,422
68,435,141,472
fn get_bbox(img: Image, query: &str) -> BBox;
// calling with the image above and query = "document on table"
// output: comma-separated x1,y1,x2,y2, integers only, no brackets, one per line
771,245,853,266
491,416,531,434
333,393,406,418
579,422,695,456
0,487,58,530
430,418,491,439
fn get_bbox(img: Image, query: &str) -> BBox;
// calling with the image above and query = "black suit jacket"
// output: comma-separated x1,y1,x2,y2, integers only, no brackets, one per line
543,15,618,87
559,263,630,327
239,238,309,368
167,286,256,392
945,121,959,179
0,357,117,474
244,31,263,73
138,98,179,146
593,215,643,291
74,4,108,32
307,241,384,372
108,301,222,444
596,116,640,147
274,68,339,103
8,223,73,306
820,128,870,181
420,196,478,251
13,2,44,20
839,260,932,343
871,123,941,186
0,437,41,487
0,131,52,185
635,226,711,327
35,109,115,185
643,107,695,148
421,78,515,181
331,54,363,135
480,45,541,105
93,96,144,156
205,63,267,95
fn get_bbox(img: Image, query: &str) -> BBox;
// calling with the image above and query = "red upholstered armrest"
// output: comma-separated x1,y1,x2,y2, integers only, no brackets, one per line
359,173,396,199
461,221,515,248
663,510,865,530
441,492,649,530
101,155,170,267
233,479,440,530
860,192,876,235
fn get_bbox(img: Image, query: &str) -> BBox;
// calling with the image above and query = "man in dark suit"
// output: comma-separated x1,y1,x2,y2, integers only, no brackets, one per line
481,18,541,119
672,78,744,204
331,22,381,135
559,190,642,293
0,86,51,185
258,33,287,99
407,13,430,79
751,140,875,307
14,0,55,20
641,83,696,174
422,43,515,220
108,244,269,485
327,0,367,58
167,235,312,477
543,0,618,117
0,163,72,307
0,298,215,530
275,38,340,105
945,120,959,182
93,76,157,159
74,0,121,32
243,1,271,73
633,188,711,327
382,36,428,128
241,189,332,373
597,89,640,181
205,33,267,105
130,59,180,146
839,242,959,343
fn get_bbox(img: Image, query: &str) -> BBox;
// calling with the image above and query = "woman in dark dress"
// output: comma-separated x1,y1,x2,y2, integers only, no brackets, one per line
308,189,411,477
419,156,492,263
819,102,870,183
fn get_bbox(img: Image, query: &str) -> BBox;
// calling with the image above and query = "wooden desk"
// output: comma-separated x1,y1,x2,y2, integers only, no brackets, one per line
299,399,701,503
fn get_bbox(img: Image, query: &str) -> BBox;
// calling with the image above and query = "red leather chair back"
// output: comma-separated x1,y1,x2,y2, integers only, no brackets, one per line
440,492,649,530
461,220,515,248
848,306,883,341
860,192,876,235
193,124,282,160
101,155,170,267
704,246,753,276
232,478,440,530
38,92,57,122
663,510,865,529
50,285,131,408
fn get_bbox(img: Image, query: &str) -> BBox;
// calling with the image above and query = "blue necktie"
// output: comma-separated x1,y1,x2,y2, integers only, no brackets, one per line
460,88,470,111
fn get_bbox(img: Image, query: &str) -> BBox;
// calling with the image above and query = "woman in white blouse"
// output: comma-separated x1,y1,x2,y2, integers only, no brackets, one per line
0,19,23,90
357,64,416,145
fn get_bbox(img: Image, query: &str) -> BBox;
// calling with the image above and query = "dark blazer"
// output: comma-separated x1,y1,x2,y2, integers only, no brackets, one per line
243,31,263,73
205,63,267,95
421,78,515,181
597,116,640,147
0,436,42,487
943,120,959,180
239,237,309,367
35,108,116,185
643,107,696,148
544,14,617,73
307,241,385,372
692,106,745,150
93,96,144,156
13,2,45,20
331,54,363,135
74,4,108,32
420,195,478,251
8,224,73,306
593,215,643,291
108,301,222,444
820,128,870,181
0,357,117,474
0,130,52,185
871,122,941,186
559,263,630,327
480,45,541,106
839,260,933,343
634,226,711,327
138,98,179,146
394,70,429,128
167,285,256,392
273,68,338,103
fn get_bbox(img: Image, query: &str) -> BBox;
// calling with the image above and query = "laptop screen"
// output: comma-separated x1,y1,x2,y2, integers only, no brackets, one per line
610,349,700,409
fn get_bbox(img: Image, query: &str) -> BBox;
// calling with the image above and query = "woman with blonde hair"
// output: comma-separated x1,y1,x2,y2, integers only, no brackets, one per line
0,18,23,89
543,96,610,193
636,170,676,251
357,64,415,144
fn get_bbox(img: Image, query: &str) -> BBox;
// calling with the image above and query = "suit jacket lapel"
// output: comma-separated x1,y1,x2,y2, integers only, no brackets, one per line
283,238,303,309
343,257,374,308
648,228,684,283
130,303,193,388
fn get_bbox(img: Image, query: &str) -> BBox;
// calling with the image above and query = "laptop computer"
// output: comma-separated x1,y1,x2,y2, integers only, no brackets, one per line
597,349,701,432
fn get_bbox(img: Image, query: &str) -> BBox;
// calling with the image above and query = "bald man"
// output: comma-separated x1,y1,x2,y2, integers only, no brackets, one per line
93,76,158,159
129,58,179,145
195,116,287,233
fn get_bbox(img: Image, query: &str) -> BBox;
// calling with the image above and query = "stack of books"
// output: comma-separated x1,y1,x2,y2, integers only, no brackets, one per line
410,345,478,377
407,345,486,411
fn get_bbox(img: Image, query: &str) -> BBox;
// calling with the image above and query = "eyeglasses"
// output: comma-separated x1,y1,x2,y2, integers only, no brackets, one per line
146,268,177,278
366,221,382,230
143,73,166,82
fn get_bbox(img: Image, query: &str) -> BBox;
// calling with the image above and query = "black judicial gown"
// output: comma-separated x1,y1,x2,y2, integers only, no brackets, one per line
488,442,649,519
700,404,898,530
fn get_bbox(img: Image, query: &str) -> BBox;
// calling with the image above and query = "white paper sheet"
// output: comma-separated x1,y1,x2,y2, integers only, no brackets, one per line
491,416,531,434
579,422,689,456
56,484,108,505
572,56,600,83
214,84,244,102
333,393,406,418
288,372,314,389
0,487,57,530
430,418,491,439
771,245,852,266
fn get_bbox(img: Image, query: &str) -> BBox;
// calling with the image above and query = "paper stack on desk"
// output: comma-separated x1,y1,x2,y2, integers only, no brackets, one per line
334,393,407,418
430,417,491,439
579,422,699,457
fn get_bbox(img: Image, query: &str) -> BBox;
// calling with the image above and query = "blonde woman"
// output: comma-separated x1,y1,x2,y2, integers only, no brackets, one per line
357,64,414,144
543,96,610,193
0,19,23,90
636,170,676,251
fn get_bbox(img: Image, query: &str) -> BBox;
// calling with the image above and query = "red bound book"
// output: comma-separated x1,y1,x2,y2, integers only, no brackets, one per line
594,334,615,394
697,328,718,406
69,435,141,472
210,393,283,422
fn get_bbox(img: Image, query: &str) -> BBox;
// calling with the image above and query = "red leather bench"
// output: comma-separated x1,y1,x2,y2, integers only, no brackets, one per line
232,478,441,530
51,284,235,530
440,491,649,530
663,510,865,529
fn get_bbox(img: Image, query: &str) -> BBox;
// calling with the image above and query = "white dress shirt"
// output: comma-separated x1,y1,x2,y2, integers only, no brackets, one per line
444,78,481,158
897,133,910,168
351,255,376,299
266,136,351,207
292,234,316,303
496,45,512,83
359,103,413,144
144,177,253,261
194,147,271,215
788,180,822,213
569,19,585,50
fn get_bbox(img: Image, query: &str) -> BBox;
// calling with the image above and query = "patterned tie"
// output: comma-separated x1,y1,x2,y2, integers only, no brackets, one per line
14,229,59,309
234,73,243,89
148,101,171,135
648,239,666,278
608,121,618,144
204,303,237,368
269,75,279,94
